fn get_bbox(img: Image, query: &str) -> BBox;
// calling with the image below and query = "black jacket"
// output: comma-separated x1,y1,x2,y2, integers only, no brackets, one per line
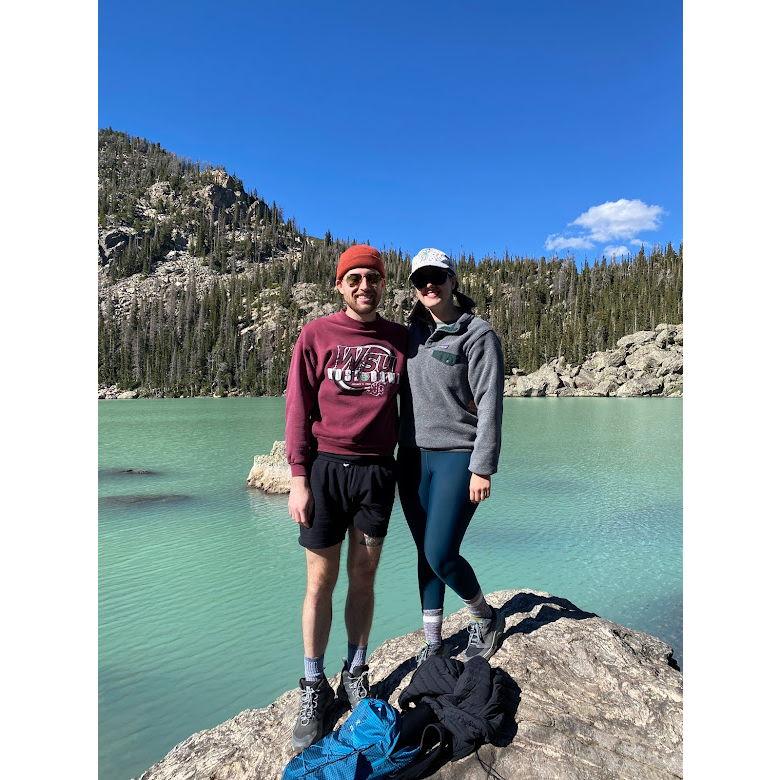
398,655,512,761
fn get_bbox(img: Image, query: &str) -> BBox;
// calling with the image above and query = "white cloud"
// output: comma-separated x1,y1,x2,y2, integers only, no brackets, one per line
545,198,665,255
571,199,664,242
544,234,595,251
603,245,630,257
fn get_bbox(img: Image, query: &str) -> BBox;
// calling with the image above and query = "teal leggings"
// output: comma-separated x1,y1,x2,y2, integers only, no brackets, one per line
397,447,481,611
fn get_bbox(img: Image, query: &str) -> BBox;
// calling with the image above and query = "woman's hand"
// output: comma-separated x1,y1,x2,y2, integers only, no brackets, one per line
469,473,491,503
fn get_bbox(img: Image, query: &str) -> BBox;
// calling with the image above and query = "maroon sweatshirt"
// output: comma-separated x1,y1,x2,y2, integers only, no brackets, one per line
285,310,408,477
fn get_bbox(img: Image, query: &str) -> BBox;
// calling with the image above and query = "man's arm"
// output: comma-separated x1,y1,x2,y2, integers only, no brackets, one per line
284,328,318,527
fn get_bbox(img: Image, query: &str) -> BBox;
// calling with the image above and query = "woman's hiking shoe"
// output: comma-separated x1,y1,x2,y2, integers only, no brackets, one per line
464,607,505,661
336,662,371,708
291,676,335,752
415,642,445,667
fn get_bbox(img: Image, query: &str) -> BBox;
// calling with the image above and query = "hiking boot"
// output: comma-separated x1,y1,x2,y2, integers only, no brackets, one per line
336,661,371,708
291,676,335,752
463,606,505,661
415,642,445,667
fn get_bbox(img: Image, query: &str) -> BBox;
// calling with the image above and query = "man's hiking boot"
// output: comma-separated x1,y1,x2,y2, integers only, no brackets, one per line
291,676,335,752
336,662,371,708
463,606,505,661
415,642,445,667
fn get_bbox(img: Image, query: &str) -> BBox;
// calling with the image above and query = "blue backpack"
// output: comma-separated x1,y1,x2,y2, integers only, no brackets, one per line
282,697,419,779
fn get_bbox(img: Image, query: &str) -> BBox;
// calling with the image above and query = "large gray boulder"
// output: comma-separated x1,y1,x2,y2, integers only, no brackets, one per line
662,375,684,397
582,348,627,372
138,590,682,780
591,377,620,396
506,365,562,397
614,376,664,397
574,369,598,389
625,345,669,374
656,354,684,377
616,330,657,349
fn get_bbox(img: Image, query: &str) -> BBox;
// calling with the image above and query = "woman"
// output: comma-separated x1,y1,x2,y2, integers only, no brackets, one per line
398,247,505,665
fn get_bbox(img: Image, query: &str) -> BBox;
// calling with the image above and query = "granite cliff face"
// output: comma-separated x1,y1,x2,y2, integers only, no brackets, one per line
138,590,682,780
505,324,683,398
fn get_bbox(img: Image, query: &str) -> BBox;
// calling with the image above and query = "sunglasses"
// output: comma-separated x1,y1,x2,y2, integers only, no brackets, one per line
410,267,452,288
343,271,383,288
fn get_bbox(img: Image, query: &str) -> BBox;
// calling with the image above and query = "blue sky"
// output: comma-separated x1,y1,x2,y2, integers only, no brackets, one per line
99,1,681,262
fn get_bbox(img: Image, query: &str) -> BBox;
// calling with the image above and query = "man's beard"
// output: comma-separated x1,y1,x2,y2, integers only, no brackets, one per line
345,291,379,315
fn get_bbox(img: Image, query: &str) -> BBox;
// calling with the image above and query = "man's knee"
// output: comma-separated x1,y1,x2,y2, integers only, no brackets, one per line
306,557,340,597
348,535,383,581
307,573,338,601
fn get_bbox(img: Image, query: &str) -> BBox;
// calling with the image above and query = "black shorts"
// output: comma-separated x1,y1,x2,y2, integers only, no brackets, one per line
300,452,397,550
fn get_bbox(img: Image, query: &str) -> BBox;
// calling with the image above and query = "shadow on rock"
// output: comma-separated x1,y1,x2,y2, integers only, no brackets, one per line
500,591,596,644
491,669,522,748
374,592,595,702
100,494,191,508
447,592,596,656
371,657,418,702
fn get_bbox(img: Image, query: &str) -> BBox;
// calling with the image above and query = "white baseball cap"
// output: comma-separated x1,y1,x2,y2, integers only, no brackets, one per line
409,247,456,280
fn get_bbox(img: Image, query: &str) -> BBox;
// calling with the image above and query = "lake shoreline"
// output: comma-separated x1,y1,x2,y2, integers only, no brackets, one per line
101,323,683,400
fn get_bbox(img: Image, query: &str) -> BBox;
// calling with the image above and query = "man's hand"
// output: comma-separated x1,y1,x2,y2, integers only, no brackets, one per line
289,476,313,527
469,473,491,503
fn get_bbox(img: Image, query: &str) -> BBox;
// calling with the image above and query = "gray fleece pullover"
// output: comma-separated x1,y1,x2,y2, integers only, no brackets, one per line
399,309,504,475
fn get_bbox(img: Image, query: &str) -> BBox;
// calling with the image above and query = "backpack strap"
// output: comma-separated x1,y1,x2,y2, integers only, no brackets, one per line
389,722,452,779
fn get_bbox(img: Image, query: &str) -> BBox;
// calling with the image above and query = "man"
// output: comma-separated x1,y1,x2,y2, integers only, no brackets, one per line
285,244,407,751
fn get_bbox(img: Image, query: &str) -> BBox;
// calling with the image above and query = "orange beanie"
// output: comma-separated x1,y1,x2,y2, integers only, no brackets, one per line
336,244,385,281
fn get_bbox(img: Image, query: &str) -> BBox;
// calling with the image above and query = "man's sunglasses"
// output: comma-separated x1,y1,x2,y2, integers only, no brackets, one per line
343,271,383,288
410,267,452,288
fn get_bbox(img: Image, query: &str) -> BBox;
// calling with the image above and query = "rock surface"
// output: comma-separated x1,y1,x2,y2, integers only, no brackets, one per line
246,441,291,494
138,589,682,780
505,324,683,398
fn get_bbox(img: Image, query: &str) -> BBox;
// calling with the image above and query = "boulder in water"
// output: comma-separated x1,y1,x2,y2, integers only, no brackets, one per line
246,441,291,494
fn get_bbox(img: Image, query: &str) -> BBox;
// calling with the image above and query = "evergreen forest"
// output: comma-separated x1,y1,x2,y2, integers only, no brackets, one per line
98,130,683,397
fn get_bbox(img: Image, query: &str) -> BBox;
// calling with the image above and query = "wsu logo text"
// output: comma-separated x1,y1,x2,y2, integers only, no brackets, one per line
326,344,399,396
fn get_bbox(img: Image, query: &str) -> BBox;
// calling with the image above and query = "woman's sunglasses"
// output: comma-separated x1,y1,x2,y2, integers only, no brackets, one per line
343,271,383,288
410,268,452,289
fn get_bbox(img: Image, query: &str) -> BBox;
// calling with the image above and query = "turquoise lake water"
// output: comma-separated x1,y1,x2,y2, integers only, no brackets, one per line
98,398,682,780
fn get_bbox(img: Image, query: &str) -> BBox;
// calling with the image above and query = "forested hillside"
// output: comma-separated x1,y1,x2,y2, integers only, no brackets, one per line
98,130,683,397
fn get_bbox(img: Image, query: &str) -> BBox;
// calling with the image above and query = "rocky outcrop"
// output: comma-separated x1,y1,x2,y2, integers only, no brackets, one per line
99,385,140,399
246,441,291,493
138,589,682,780
505,324,683,398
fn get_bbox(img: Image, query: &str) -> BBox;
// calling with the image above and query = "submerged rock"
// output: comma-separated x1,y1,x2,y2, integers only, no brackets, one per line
246,441,291,494
138,589,682,780
99,493,190,507
99,468,159,477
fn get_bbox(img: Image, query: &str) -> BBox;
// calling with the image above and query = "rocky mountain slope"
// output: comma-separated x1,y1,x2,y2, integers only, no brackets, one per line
98,130,683,396
138,589,682,780
99,129,310,320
